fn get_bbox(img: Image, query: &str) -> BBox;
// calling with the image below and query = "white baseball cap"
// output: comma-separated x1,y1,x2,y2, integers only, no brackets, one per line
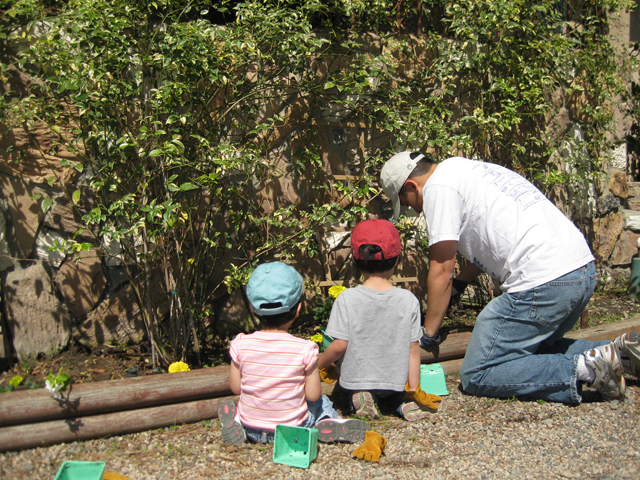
380,151,425,219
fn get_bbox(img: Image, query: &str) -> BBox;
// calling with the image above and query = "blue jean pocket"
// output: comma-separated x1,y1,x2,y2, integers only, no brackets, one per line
526,274,589,327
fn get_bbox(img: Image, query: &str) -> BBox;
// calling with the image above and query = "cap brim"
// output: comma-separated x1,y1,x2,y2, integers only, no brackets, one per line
392,195,401,220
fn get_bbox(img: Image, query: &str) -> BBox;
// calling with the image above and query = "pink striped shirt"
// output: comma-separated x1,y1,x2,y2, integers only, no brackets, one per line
229,331,318,431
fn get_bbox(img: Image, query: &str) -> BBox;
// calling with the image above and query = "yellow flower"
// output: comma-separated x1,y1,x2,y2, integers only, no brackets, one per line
309,334,323,344
9,376,23,388
328,285,347,299
168,361,190,373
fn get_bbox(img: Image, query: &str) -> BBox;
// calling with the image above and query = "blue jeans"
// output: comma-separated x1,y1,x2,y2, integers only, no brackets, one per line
460,262,607,404
244,395,339,444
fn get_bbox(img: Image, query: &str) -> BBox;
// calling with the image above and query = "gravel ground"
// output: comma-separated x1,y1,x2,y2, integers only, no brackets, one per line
3,374,640,480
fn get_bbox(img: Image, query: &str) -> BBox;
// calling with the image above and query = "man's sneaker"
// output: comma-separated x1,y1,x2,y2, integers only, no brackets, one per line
315,418,369,443
584,344,626,401
218,399,246,445
399,401,431,422
612,331,640,376
352,391,380,420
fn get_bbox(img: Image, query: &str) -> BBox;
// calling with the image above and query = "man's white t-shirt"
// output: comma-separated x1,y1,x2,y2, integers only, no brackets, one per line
423,157,594,293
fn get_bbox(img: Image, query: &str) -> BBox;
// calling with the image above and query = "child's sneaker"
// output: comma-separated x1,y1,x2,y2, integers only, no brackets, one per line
584,344,626,400
399,401,432,422
352,391,380,420
218,400,246,445
315,418,369,443
612,331,640,376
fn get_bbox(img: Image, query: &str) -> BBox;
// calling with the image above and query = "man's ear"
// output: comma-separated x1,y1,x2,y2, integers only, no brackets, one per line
403,179,420,193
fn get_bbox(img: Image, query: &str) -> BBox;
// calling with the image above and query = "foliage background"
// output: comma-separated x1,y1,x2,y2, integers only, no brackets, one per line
0,0,638,365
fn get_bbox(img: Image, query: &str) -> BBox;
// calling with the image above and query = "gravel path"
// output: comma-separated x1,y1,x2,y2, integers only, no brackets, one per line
3,374,640,480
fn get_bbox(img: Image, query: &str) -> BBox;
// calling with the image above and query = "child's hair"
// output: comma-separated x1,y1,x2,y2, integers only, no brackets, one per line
354,245,400,273
255,300,302,329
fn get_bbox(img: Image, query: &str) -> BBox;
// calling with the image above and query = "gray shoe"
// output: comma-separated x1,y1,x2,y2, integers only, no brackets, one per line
612,331,640,376
315,418,369,443
352,391,380,420
218,400,246,445
584,344,626,401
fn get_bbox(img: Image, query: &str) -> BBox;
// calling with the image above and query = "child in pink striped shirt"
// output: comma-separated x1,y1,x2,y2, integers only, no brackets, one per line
218,261,369,444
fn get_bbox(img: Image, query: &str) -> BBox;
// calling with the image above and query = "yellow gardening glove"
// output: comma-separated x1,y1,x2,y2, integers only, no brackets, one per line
352,430,387,462
104,474,133,480
319,366,339,384
404,382,441,412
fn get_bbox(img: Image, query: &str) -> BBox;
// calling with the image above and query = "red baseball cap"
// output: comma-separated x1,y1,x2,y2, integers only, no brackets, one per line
351,219,402,260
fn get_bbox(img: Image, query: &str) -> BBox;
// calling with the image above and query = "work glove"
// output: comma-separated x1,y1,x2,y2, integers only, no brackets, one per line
403,381,441,412
319,366,339,384
419,328,442,349
104,473,133,480
352,430,387,462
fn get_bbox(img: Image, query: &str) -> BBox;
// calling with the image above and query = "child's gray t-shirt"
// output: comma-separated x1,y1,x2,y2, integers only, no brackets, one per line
324,285,422,392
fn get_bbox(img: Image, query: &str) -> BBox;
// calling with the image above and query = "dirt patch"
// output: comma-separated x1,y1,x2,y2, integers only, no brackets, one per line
2,287,639,393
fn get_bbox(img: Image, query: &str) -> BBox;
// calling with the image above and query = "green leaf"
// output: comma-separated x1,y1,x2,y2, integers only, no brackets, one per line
148,149,162,157
42,198,53,213
179,182,198,191
72,189,81,205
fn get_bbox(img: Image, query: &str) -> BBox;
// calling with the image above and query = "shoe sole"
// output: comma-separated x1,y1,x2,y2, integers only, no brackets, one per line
217,400,246,445
315,418,369,443
436,396,448,414
401,397,448,421
352,392,380,420
401,403,431,422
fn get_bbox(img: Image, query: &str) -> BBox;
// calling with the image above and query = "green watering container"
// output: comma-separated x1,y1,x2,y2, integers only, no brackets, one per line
321,329,334,351
628,257,640,300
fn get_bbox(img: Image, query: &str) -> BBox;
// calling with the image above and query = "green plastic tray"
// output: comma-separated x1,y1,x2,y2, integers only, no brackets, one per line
54,461,105,480
420,363,449,396
273,424,318,469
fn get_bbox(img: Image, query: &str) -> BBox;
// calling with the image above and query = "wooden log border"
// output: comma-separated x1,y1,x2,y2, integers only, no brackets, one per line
1,317,638,452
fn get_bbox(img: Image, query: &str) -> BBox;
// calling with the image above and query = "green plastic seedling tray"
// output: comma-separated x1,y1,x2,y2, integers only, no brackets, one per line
273,424,318,469
420,363,449,396
54,461,105,480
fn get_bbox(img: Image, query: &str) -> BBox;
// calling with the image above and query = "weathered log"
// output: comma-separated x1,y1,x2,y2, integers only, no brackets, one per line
0,366,231,427
419,331,472,364
563,317,640,342
0,383,336,453
0,394,236,453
